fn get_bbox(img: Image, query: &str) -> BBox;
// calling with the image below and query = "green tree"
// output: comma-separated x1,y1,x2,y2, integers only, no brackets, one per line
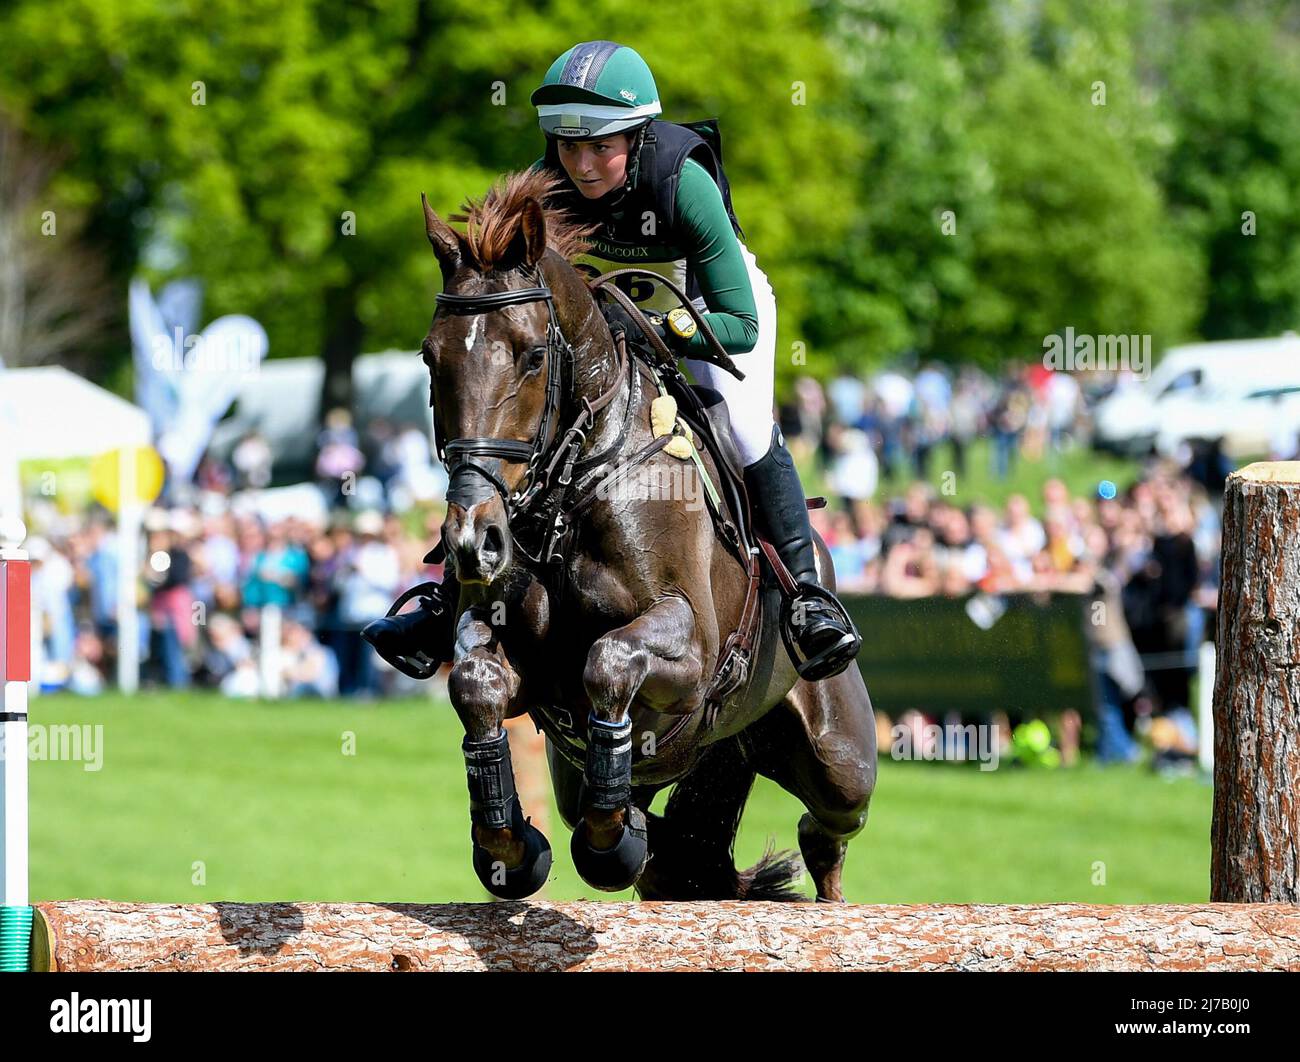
1158,4,1300,338
807,0,1199,371
0,0,855,410
946,58,1199,363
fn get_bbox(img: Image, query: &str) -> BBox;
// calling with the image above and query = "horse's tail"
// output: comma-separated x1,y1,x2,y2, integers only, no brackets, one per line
635,735,808,902
735,840,808,901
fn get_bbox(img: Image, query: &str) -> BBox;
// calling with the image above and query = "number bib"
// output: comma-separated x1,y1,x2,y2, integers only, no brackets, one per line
573,247,688,315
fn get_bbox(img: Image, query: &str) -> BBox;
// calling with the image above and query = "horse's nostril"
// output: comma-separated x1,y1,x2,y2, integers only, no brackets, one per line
481,525,504,557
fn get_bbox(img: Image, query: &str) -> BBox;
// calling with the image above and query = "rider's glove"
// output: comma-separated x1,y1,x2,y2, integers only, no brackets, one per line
598,297,639,343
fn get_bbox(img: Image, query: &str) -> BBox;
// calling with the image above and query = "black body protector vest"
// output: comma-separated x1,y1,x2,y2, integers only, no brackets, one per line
542,118,745,315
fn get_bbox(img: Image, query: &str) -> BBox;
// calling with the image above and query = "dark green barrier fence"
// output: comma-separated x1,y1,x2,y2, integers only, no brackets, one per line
843,592,1095,723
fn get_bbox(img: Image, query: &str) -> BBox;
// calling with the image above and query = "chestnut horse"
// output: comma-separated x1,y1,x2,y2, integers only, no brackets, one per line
420,170,875,901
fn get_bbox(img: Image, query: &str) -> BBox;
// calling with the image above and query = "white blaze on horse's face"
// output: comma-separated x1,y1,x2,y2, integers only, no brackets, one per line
424,296,553,587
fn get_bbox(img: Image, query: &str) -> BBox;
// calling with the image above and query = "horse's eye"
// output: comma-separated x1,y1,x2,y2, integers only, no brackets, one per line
525,345,546,372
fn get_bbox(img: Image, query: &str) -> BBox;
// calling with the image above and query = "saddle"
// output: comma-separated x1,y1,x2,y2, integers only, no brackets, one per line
586,270,822,726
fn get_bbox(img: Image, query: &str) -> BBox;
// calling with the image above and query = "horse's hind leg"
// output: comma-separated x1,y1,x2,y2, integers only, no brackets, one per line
574,596,704,891
634,735,804,901
744,664,877,902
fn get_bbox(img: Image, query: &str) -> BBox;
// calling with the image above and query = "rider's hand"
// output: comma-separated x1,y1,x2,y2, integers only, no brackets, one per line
599,298,684,358
598,297,640,341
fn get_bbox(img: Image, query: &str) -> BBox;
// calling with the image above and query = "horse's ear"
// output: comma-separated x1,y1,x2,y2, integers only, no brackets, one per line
422,193,462,270
518,197,547,267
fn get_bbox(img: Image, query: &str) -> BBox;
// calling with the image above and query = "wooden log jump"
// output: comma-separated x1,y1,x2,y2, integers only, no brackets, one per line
31,899,1300,972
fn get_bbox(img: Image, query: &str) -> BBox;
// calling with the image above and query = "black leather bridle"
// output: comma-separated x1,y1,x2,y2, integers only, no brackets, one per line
430,266,630,547
432,267,573,516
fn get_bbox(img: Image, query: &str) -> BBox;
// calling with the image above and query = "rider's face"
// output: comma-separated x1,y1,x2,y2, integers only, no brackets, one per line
557,133,633,199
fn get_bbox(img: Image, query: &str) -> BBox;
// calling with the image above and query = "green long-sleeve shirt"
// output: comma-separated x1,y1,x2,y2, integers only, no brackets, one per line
530,156,760,356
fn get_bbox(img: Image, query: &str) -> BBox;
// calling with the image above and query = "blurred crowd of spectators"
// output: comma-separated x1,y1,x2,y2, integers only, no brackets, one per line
801,470,1216,765
780,360,1092,496
779,362,1220,765
23,406,448,701
27,505,444,700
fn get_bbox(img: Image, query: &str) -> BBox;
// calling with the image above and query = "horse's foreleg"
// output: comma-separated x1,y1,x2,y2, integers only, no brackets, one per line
447,609,552,899
573,596,703,888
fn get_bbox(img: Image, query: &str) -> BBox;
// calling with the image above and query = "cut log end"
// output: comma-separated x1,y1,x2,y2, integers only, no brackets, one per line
1232,460,1300,485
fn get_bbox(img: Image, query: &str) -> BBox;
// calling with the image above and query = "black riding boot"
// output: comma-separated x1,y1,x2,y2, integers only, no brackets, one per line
361,574,458,680
743,426,862,681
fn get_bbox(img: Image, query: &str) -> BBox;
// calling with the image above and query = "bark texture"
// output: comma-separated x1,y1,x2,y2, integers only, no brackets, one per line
1212,461,1300,902
33,900,1300,972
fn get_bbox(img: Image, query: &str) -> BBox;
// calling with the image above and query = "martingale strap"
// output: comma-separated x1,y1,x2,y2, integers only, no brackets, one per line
587,267,745,381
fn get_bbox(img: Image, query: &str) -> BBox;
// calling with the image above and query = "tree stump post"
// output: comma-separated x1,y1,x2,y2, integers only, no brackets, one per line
1211,461,1300,902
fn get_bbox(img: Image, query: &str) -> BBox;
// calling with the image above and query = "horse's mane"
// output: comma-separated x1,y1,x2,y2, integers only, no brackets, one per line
449,169,597,271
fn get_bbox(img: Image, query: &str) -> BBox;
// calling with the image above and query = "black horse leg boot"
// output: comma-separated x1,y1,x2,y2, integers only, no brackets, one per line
743,425,862,681
362,573,459,680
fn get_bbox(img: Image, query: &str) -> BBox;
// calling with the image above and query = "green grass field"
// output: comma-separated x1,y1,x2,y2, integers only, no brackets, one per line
26,691,1211,905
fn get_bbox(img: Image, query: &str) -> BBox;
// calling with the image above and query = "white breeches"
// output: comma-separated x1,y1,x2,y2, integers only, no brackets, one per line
684,242,778,468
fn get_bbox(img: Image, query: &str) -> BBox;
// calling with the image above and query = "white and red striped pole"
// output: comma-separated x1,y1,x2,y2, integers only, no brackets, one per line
0,515,31,969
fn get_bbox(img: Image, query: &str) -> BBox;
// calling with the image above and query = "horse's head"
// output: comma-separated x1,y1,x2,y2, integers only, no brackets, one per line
421,171,601,587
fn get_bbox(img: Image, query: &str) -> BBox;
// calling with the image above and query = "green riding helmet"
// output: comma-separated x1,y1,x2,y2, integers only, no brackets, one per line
531,41,662,140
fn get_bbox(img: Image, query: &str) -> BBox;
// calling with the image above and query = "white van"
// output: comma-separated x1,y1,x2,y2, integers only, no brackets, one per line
1154,382,1300,459
1092,333,1300,456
